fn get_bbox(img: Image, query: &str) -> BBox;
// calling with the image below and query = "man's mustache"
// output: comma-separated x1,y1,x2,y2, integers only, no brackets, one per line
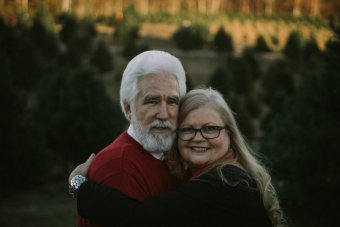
148,120,175,132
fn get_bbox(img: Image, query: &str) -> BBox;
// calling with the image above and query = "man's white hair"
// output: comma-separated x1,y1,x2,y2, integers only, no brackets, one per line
120,50,187,120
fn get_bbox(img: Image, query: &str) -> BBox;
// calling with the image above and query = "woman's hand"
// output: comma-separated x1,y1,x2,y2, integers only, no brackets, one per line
69,153,95,183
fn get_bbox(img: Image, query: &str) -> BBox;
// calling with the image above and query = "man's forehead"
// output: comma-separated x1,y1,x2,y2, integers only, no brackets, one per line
138,73,178,84
137,74,180,98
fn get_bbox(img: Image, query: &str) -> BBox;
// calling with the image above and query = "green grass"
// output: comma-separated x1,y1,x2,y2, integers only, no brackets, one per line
0,181,77,227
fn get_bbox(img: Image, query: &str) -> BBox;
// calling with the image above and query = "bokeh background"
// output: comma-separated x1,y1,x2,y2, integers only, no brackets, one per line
1,0,339,226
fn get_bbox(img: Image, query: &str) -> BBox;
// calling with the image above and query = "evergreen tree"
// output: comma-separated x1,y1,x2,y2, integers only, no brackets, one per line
212,26,233,52
302,35,320,58
254,35,271,52
260,59,295,131
59,13,97,66
58,12,78,44
91,40,114,74
210,64,232,97
29,0,60,60
283,30,304,59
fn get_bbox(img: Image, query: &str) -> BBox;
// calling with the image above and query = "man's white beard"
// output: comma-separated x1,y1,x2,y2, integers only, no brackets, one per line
131,114,176,154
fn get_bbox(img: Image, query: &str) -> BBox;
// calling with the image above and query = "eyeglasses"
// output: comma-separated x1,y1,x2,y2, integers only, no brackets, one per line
176,125,228,141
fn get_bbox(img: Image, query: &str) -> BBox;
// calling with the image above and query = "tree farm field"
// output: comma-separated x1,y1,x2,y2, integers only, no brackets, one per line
103,18,333,91
0,17,334,227
138,18,333,53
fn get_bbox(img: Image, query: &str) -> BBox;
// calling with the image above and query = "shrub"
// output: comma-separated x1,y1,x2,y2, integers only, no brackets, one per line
172,23,209,50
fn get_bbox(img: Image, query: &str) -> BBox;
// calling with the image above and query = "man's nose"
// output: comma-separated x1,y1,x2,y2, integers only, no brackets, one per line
156,103,170,120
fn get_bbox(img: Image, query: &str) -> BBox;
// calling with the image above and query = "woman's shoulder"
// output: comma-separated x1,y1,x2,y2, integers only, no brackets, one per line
201,164,256,189
220,164,249,178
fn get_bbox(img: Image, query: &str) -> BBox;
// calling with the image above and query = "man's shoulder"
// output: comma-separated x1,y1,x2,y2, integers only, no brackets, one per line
95,131,144,159
88,131,150,179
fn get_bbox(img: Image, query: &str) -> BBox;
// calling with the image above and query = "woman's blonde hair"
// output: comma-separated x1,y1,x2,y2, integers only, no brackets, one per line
166,88,285,227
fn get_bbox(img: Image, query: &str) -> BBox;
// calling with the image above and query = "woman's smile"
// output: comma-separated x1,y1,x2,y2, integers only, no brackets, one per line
189,146,209,152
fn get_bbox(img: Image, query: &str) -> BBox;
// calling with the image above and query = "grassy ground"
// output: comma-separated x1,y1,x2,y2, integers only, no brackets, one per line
0,181,77,227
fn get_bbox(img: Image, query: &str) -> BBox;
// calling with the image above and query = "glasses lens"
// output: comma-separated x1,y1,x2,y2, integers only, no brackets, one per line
178,128,195,140
201,126,221,139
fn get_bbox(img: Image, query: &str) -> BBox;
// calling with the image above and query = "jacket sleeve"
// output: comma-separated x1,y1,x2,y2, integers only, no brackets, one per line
77,166,263,227
77,174,231,226
77,180,137,226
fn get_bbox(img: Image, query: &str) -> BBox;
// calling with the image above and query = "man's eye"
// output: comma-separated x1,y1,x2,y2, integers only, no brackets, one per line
168,97,179,105
168,100,178,105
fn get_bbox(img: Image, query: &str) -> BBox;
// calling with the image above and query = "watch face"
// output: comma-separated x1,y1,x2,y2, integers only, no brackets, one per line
69,175,87,198
71,175,87,189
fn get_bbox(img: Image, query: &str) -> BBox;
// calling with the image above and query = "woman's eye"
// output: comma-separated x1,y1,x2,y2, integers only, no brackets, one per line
203,126,218,133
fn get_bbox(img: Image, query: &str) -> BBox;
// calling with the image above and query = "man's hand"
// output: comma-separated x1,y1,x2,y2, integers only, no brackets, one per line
69,153,95,183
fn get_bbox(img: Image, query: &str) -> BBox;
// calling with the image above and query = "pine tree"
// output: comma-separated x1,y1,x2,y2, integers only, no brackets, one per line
91,40,114,74
212,26,233,52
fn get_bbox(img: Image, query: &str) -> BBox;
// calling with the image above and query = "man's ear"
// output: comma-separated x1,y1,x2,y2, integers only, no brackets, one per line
124,103,131,120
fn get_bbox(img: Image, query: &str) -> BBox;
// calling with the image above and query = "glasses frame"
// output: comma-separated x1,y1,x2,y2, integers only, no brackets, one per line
176,125,228,141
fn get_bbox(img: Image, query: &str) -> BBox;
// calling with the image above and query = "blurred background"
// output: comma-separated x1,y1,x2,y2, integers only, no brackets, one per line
0,0,339,226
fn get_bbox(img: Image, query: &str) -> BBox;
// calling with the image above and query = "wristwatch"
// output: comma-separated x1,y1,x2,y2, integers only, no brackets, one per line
69,175,87,198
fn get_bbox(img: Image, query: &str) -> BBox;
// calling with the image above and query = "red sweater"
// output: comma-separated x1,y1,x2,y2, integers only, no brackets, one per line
77,131,181,227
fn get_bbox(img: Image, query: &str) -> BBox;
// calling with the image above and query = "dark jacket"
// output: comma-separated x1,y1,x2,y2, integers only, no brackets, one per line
77,165,273,227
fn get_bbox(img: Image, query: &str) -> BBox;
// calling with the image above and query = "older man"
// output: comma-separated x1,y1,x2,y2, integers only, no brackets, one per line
77,50,187,226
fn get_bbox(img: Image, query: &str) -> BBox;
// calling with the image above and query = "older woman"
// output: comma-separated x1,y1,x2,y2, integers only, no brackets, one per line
69,88,285,227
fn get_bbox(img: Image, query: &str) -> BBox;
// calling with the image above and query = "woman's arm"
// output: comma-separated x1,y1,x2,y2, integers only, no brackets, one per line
77,180,137,226
76,166,260,227
77,178,217,226
78,175,232,226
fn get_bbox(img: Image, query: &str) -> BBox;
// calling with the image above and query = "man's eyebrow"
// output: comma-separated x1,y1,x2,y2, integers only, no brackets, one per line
143,95,159,102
